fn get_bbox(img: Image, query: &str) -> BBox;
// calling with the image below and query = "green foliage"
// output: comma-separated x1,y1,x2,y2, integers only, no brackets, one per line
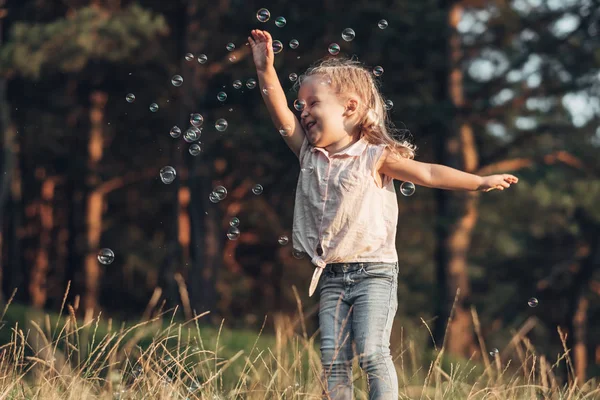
0,4,168,78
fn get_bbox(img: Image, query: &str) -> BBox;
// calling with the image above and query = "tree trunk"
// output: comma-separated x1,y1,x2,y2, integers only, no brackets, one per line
433,0,478,357
82,90,108,314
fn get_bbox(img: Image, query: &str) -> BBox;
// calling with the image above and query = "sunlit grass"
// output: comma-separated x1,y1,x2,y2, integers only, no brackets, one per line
0,285,598,399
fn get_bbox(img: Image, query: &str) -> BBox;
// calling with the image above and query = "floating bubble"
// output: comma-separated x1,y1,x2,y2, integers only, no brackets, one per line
252,184,264,195
293,99,306,111
256,8,270,22
528,297,539,308
215,118,228,132
190,113,203,127
171,75,183,87
126,93,135,103
233,80,242,89
373,66,384,77
209,192,220,203
97,248,115,265
197,54,208,64
185,53,194,61
160,166,176,184
378,19,388,29
227,227,241,240
301,165,314,174
246,78,257,89
275,16,286,28
292,249,304,259
328,43,340,55
489,348,499,357
289,73,298,82
278,235,289,245
149,103,159,112
170,126,181,138
279,124,293,137
183,127,200,143
341,28,356,41
189,143,201,156
272,40,283,54
226,42,235,51
228,55,237,62
230,217,240,227
217,92,227,102
384,99,394,110
400,181,415,196
214,186,227,200
289,39,299,49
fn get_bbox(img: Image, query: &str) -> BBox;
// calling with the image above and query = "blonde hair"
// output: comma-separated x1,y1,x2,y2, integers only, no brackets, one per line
293,57,416,159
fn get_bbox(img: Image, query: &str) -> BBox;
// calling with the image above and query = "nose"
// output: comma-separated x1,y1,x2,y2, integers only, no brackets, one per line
300,109,309,119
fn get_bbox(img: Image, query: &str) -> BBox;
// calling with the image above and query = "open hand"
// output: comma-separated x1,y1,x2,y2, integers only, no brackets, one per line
478,174,519,192
248,29,274,72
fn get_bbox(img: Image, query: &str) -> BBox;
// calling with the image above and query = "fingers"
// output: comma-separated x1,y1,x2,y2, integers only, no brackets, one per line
250,29,271,43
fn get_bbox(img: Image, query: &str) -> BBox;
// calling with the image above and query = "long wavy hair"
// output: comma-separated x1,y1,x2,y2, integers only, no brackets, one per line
293,57,416,159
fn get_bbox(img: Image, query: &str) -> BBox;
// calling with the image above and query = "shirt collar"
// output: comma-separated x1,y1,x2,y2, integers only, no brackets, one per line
310,136,368,157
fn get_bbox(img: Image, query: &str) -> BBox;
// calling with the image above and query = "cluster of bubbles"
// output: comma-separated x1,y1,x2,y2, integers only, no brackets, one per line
184,53,208,64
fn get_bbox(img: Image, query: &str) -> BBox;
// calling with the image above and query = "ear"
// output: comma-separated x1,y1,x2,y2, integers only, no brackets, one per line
344,98,359,116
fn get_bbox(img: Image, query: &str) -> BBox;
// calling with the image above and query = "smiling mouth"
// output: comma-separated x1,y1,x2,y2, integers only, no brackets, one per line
306,122,316,131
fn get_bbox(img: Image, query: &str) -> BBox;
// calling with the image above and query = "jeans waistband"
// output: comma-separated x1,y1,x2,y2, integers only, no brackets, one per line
326,262,396,274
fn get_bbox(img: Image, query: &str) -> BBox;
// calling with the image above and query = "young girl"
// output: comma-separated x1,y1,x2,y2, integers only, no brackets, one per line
248,29,518,400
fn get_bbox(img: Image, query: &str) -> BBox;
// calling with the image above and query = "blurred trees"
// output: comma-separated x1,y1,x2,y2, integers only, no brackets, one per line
0,0,598,379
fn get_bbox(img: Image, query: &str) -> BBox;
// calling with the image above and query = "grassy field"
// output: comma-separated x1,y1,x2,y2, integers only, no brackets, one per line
0,287,598,399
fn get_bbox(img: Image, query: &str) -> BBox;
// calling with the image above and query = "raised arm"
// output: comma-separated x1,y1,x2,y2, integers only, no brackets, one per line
248,30,305,158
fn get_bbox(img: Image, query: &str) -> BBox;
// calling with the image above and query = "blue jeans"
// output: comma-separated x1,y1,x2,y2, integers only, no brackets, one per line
318,262,399,400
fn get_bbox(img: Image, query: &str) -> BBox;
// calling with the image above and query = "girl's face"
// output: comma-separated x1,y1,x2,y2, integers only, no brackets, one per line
297,76,359,150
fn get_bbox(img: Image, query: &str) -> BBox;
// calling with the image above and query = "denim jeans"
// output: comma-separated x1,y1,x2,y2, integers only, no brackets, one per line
318,261,399,400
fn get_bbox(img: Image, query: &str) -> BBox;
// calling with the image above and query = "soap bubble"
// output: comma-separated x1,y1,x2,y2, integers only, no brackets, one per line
289,73,298,82
272,40,283,54
230,217,240,227
528,297,539,308
190,113,203,127
228,55,237,62
400,181,415,196
384,99,394,110
341,28,355,41
328,43,340,55
126,93,135,103
278,235,289,245
373,66,384,76
289,39,299,49
292,249,304,259
149,103,159,112
183,127,200,143
160,166,176,184
185,53,194,61
227,227,240,240
256,8,270,22
226,43,235,51
197,54,208,64
98,248,115,265
208,192,220,203
301,165,314,174
189,143,201,156
233,80,242,89
489,348,499,357
215,118,228,132
279,124,293,137
293,99,306,111
217,92,227,102
246,78,257,89
378,19,388,29
275,16,286,28
213,186,227,200
171,75,183,87
170,126,181,138
252,184,264,195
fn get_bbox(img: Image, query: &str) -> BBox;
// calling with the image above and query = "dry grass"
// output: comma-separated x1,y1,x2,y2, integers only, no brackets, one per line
0,285,597,399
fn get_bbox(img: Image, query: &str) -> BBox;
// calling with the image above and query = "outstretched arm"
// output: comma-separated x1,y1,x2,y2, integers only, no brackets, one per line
378,147,518,192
